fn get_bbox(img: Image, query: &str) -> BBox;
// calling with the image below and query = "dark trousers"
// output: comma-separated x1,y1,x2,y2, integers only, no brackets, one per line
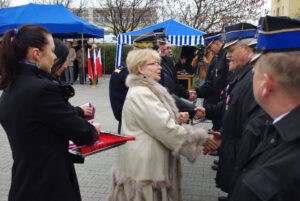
79,67,86,84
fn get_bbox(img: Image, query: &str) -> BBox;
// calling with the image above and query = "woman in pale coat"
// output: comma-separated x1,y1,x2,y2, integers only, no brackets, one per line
109,49,216,201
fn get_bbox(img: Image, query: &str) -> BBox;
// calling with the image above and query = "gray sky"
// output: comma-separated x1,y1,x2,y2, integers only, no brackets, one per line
11,0,30,6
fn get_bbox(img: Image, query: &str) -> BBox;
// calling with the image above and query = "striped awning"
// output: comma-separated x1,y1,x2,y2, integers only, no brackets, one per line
115,19,205,68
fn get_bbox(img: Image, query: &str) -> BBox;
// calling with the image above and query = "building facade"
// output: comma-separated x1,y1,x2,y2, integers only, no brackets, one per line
71,8,157,35
271,0,300,18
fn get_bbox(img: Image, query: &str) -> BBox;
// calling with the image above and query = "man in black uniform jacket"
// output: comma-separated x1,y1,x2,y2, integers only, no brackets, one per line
194,32,230,130
109,65,129,133
159,42,204,120
203,23,258,199
229,16,300,201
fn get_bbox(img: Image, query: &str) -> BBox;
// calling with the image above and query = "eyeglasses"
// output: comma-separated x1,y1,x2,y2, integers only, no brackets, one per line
227,45,240,53
146,62,160,66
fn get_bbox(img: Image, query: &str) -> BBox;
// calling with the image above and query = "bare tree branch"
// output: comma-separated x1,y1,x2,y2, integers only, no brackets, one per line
31,0,74,8
94,0,158,37
157,0,268,32
0,0,10,9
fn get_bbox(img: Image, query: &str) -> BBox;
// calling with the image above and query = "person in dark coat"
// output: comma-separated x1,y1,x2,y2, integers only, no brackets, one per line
228,21,272,194
194,32,231,131
229,16,300,201
159,42,205,120
203,23,258,198
109,65,129,133
52,39,93,120
175,56,195,74
229,106,271,190
0,24,100,201
51,39,96,164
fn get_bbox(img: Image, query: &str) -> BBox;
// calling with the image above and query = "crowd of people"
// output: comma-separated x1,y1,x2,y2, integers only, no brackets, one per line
42,39,101,85
0,14,300,201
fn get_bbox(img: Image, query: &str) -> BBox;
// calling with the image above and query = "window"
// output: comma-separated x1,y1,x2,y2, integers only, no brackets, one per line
93,13,105,24
282,6,284,15
77,9,89,21
277,8,280,16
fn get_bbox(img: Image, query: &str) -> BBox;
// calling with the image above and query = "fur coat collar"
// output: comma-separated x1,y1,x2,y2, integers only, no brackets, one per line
126,74,179,122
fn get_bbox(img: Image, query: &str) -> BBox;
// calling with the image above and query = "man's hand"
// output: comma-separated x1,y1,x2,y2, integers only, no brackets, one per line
188,90,197,101
203,130,222,155
204,136,219,151
178,112,189,124
79,105,92,117
193,107,206,120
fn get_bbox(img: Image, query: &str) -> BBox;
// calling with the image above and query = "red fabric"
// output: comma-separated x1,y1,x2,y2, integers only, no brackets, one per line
69,132,135,155
87,50,94,81
96,49,103,78
92,49,97,81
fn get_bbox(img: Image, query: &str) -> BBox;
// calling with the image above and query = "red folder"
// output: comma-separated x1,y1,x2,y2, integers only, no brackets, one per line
69,131,135,157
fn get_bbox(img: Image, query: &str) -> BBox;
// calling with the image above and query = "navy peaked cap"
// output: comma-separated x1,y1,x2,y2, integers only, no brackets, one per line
224,23,257,48
251,15,300,63
203,32,223,48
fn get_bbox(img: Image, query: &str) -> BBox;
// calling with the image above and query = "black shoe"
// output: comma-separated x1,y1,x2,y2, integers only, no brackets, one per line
213,160,219,165
210,150,219,156
211,164,218,171
218,196,228,201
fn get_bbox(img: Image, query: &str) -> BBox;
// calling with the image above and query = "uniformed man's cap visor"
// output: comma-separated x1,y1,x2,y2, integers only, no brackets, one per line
250,52,263,64
248,39,257,48
223,39,239,49
206,41,214,48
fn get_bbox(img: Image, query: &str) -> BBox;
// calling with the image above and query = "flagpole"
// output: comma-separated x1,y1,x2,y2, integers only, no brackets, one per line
81,34,86,85
91,80,98,88
91,48,98,88
102,37,105,80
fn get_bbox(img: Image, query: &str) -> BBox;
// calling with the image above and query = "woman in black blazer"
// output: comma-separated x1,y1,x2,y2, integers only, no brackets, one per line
0,24,100,201
52,39,93,119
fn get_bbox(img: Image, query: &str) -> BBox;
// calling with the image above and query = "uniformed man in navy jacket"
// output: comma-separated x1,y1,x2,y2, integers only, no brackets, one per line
229,15,300,201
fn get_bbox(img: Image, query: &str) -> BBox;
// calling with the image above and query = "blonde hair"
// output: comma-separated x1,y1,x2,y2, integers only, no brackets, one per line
126,49,161,75
256,51,300,98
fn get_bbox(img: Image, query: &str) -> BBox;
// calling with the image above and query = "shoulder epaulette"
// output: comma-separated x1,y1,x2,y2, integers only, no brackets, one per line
114,69,121,73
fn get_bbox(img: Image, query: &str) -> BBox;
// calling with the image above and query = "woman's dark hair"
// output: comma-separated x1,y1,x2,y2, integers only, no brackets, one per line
51,39,69,75
0,24,51,89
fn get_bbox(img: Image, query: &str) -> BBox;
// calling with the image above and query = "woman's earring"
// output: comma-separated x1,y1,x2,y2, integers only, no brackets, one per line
36,62,41,68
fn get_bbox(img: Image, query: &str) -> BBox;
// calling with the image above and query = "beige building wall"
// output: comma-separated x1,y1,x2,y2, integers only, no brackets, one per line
271,0,300,18
289,0,300,18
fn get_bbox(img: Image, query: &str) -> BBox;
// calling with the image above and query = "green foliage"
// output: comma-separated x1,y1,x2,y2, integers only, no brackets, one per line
97,44,133,74
171,46,181,64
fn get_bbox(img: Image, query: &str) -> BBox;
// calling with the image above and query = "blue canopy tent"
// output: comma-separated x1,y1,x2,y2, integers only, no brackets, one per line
0,3,104,38
115,19,205,68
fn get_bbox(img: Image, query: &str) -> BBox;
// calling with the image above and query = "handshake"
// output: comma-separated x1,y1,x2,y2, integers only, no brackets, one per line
203,130,222,155
194,107,206,120
177,107,206,123
187,90,206,120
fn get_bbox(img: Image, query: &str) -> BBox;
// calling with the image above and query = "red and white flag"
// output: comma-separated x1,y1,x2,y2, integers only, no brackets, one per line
93,48,97,80
87,50,94,81
96,49,103,78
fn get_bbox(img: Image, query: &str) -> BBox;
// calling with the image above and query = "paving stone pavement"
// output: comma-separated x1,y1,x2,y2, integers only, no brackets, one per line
0,75,226,201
